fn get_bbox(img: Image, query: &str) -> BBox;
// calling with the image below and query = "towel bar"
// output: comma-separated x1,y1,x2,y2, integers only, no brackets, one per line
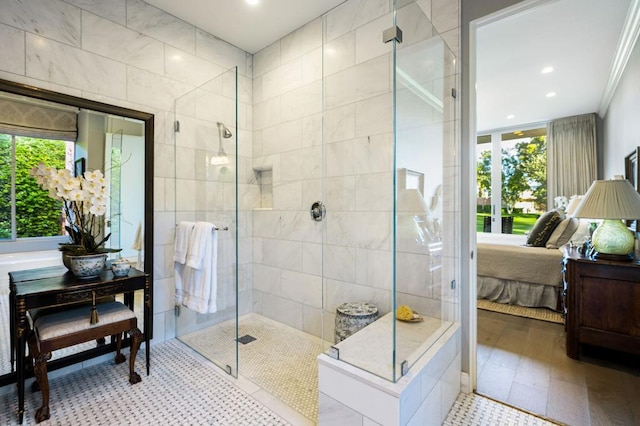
175,224,228,231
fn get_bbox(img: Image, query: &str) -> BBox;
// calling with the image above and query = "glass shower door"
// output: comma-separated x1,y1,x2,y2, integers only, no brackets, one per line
173,67,239,377
394,1,458,379
321,0,457,382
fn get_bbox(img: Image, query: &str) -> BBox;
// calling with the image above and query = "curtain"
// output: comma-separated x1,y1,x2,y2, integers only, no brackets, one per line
546,113,597,206
0,97,77,141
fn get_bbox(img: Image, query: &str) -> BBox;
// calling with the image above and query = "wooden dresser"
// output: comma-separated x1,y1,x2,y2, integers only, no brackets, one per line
562,250,640,359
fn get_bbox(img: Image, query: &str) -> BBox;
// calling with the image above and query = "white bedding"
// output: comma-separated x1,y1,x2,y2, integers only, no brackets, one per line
477,233,528,246
477,232,563,310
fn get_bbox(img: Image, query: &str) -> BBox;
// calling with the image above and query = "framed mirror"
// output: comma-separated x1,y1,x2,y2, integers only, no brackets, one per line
0,78,154,385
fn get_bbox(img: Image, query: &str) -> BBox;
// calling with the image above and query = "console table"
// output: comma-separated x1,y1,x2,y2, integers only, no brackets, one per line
9,265,151,424
562,250,640,359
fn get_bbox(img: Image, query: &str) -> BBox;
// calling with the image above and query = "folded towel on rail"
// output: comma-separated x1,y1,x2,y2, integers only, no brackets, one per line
174,221,195,264
182,222,218,314
186,222,215,270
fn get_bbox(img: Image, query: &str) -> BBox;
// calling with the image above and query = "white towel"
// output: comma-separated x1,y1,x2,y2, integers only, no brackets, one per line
182,222,218,314
174,221,195,264
131,222,144,251
186,222,212,270
131,221,144,270
174,221,195,305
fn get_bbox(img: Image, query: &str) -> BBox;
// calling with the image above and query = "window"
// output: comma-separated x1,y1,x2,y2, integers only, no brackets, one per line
0,133,74,250
0,91,78,252
476,127,547,235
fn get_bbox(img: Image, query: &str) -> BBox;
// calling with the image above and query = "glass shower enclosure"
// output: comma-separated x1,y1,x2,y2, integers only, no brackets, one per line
172,66,241,377
319,0,458,382
172,0,458,389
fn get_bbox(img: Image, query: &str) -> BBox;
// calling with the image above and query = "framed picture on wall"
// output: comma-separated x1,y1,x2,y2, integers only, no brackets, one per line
397,168,425,195
624,147,639,230
625,148,639,190
74,158,85,178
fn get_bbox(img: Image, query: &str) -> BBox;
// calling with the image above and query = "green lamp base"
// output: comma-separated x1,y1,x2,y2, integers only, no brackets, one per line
591,219,635,260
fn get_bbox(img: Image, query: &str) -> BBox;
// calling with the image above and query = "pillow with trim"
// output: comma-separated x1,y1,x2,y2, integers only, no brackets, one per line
526,209,564,247
546,217,579,249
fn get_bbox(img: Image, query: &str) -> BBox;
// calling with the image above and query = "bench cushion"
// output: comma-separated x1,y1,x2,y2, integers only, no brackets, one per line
34,301,136,341
28,296,116,325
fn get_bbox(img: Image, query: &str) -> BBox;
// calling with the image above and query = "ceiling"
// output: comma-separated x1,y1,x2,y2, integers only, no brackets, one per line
144,0,636,134
144,0,346,54
476,0,633,133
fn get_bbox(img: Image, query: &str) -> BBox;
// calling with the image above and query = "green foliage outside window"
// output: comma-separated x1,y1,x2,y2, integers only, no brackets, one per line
477,136,547,213
0,135,11,239
0,135,67,240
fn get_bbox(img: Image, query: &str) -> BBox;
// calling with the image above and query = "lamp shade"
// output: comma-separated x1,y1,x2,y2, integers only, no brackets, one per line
572,178,640,220
573,177,640,257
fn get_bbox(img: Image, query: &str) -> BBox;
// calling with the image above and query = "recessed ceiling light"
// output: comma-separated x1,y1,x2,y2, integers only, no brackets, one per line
246,0,260,5
542,66,554,74
546,92,556,98
507,114,515,119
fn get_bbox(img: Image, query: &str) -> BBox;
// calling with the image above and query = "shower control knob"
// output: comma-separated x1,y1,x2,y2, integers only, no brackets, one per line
310,201,326,222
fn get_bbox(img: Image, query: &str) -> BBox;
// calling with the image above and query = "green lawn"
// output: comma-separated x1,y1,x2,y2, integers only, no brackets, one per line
476,213,539,235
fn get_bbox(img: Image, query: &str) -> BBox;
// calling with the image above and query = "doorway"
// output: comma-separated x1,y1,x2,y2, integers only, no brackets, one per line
468,0,639,423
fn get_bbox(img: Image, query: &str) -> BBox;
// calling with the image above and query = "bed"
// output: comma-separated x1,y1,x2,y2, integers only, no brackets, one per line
477,233,564,310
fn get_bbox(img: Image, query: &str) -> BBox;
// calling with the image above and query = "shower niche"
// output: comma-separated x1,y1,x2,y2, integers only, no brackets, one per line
252,166,273,210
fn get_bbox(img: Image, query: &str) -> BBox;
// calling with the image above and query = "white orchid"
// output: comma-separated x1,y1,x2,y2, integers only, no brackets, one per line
30,162,116,255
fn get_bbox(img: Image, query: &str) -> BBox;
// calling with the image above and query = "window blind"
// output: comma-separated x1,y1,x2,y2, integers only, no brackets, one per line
0,97,77,141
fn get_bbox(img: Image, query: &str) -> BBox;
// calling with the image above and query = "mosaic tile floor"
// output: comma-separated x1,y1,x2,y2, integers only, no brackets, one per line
180,314,325,424
0,339,290,426
0,336,562,425
445,393,560,425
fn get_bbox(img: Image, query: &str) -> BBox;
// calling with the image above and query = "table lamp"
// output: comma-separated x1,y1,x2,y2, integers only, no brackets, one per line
572,176,640,260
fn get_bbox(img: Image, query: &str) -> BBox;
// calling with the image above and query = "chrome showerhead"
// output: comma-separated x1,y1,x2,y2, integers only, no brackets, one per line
211,122,231,166
217,122,232,138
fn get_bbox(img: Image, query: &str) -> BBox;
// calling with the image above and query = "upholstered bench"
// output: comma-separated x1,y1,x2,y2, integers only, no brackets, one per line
27,301,142,423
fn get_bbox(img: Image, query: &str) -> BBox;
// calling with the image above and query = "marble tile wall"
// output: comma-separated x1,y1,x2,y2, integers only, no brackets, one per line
0,0,460,382
251,0,461,385
251,14,326,337
0,0,252,343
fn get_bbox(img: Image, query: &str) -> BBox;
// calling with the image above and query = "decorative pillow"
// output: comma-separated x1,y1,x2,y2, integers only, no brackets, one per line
546,217,580,249
526,209,564,247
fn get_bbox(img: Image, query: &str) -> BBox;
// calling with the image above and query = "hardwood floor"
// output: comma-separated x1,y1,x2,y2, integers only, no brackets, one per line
477,309,640,425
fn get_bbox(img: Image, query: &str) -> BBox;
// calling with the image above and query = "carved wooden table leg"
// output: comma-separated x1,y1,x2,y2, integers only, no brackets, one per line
128,328,142,385
27,329,52,423
115,333,126,364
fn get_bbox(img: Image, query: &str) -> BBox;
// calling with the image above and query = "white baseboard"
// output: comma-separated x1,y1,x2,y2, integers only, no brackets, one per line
460,372,471,393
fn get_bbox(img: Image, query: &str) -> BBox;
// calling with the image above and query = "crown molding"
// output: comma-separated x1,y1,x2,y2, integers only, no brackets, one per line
598,0,640,116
